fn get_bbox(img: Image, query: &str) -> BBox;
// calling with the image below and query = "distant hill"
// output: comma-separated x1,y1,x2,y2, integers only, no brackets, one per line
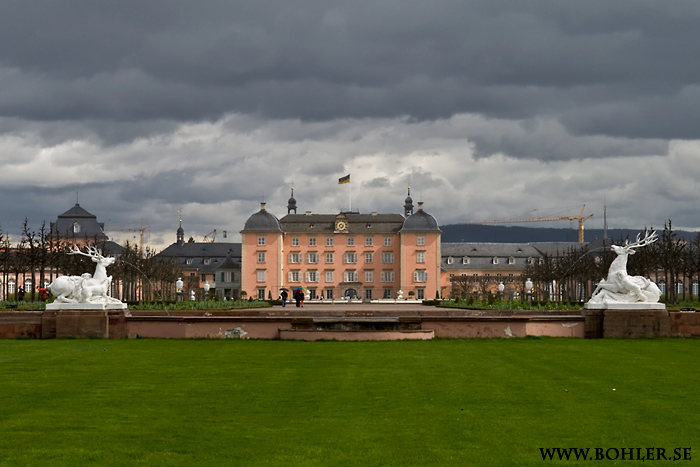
439,224,699,244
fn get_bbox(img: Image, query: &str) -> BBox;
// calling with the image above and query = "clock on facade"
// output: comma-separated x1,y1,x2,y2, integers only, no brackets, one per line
335,220,347,232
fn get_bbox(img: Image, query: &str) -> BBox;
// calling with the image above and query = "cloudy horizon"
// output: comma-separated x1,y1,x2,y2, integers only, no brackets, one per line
2,1,700,249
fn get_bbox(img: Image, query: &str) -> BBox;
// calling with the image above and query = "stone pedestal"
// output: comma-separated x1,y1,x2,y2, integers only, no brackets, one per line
47,307,129,339
583,309,605,339
603,309,670,338
56,310,109,338
584,303,669,338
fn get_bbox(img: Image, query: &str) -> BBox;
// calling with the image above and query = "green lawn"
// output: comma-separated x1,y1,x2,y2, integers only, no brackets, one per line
0,338,698,466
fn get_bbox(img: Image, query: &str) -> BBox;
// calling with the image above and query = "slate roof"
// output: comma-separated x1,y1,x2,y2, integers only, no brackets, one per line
279,213,405,234
400,208,441,232
158,242,242,274
241,203,282,232
440,242,586,271
529,242,585,256
51,203,108,240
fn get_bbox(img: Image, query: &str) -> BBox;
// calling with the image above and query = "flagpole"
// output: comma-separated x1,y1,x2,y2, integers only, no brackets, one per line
338,174,351,211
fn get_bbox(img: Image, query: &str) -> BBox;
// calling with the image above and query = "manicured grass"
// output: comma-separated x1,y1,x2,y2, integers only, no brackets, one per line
0,339,698,466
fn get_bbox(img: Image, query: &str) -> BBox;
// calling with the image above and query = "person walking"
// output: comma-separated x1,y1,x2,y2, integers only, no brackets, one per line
280,289,288,307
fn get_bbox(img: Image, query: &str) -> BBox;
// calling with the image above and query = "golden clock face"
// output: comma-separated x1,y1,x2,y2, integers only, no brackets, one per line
335,221,347,231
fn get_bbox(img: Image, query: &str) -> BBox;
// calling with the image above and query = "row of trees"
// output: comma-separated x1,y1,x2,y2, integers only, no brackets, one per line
0,220,181,302
522,221,700,304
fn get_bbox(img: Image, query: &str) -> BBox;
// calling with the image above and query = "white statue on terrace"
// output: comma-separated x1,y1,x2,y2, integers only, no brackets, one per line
48,246,125,309
588,230,661,305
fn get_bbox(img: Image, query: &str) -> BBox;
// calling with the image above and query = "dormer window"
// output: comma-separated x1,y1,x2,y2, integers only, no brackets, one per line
186,258,193,265
508,256,515,265
73,222,81,233
447,256,454,265
204,258,211,265
492,257,499,265
462,256,470,264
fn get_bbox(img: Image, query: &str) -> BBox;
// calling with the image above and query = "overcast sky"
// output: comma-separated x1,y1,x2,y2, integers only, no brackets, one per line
2,0,700,249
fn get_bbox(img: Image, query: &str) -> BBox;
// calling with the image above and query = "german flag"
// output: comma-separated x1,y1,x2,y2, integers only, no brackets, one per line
338,174,350,184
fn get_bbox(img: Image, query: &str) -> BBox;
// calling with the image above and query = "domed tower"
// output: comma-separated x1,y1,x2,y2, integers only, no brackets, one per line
240,202,283,300
401,202,440,233
404,187,414,217
287,187,298,214
400,201,442,300
176,220,185,246
242,202,283,232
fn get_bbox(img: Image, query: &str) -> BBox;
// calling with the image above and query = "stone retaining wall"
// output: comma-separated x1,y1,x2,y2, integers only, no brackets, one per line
0,308,699,339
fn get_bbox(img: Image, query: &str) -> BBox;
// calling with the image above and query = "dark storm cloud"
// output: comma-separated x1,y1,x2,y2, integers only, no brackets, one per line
1,0,700,148
2,0,700,246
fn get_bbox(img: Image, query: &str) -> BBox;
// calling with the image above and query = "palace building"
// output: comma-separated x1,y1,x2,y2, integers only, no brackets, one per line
240,190,442,301
158,221,242,300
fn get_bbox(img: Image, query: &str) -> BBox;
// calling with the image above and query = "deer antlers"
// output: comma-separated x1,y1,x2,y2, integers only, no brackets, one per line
67,245,105,260
624,230,658,250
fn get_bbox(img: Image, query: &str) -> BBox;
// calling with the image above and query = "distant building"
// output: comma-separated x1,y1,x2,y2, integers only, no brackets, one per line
240,190,442,301
158,221,242,300
440,241,580,299
51,203,109,245
1,203,122,300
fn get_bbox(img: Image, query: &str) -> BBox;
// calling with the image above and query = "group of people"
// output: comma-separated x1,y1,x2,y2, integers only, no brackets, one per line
12,287,50,302
279,289,305,308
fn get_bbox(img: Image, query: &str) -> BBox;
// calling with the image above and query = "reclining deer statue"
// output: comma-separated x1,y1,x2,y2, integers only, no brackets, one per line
49,246,123,305
588,230,661,304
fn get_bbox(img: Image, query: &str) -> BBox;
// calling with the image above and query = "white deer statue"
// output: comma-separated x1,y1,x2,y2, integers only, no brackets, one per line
588,230,661,305
49,246,124,306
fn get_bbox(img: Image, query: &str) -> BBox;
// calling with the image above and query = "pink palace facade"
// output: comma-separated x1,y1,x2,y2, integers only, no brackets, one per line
240,190,442,301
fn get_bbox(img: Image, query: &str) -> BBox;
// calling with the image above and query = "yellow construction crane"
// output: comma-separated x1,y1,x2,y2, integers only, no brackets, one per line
462,205,593,243
202,229,217,242
107,219,149,254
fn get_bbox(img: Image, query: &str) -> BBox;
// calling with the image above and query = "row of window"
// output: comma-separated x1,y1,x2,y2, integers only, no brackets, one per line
286,270,398,283
450,273,515,282
257,235,426,247
0,279,46,294
256,251,429,265
256,269,428,283
283,252,403,264
215,251,427,266
445,256,542,265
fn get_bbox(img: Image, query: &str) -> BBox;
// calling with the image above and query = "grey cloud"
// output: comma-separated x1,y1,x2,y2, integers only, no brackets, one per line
0,1,699,144
2,0,700,248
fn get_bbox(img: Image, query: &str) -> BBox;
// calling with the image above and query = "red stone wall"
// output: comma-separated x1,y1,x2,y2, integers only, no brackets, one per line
669,312,700,337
